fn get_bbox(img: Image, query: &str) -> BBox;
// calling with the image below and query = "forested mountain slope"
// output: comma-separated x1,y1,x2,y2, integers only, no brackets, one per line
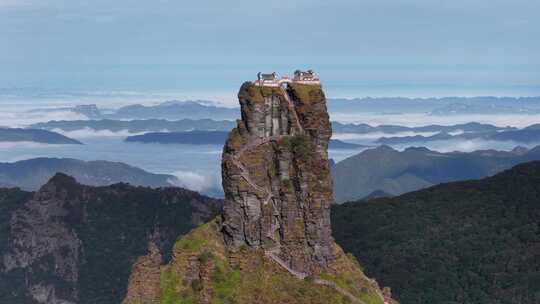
332,161,540,304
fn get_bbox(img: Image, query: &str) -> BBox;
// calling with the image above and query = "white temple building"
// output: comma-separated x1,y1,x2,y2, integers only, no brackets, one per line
253,70,320,87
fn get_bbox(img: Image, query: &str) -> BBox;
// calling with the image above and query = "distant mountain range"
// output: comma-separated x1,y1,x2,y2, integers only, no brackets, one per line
327,96,540,114
0,128,82,145
0,158,177,191
377,123,540,145
110,101,239,120
429,102,540,115
126,131,229,145
26,97,540,123
31,118,532,150
333,121,512,134
32,118,235,133
33,119,514,137
29,101,239,120
331,145,540,203
329,139,368,149
332,161,540,303
28,104,102,119
125,131,367,149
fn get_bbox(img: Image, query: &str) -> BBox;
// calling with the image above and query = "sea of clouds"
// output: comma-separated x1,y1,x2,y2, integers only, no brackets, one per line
330,112,540,128
392,139,540,153
332,131,439,141
168,170,222,196
51,127,163,139
2,94,540,197
0,110,88,128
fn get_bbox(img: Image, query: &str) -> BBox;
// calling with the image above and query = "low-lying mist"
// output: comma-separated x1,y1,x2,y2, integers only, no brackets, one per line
51,127,157,139
330,112,540,128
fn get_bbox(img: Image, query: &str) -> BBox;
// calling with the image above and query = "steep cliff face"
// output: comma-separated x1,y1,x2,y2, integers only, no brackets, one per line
221,82,333,274
0,174,222,304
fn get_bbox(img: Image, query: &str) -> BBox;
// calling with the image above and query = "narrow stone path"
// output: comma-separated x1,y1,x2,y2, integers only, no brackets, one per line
264,248,308,279
264,253,370,304
231,136,276,205
313,279,368,304
230,157,268,195
264,247,370,304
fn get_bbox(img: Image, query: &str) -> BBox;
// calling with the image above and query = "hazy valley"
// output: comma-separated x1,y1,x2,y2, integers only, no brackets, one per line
3,97,540,199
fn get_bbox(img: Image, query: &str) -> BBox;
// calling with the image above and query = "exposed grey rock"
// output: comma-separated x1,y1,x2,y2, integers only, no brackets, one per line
4,175,83,303
221,82,334,274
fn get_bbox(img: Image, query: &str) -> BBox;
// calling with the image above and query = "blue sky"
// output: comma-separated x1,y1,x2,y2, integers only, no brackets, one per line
1,0,539,98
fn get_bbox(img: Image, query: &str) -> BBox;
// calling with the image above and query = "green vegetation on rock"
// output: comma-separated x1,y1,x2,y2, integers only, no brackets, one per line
210,257,241,303
159,220,386,304
289,135,315,163
288,83,323,103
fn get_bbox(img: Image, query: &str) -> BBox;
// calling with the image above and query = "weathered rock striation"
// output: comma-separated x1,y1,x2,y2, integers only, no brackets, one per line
221,81,334,275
